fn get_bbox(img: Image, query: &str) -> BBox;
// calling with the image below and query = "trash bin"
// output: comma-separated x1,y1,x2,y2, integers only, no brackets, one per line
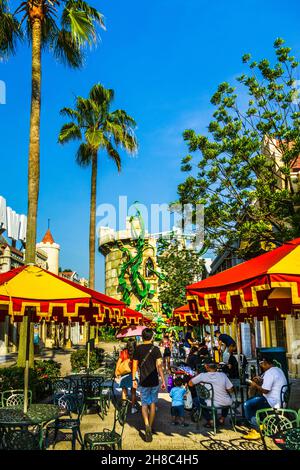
256,347,289,381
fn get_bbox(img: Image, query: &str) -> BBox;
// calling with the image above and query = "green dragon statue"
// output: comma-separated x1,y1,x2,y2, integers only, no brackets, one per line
117,207,165,312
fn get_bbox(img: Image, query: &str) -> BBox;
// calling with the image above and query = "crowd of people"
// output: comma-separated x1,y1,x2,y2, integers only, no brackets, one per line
114,326,288,442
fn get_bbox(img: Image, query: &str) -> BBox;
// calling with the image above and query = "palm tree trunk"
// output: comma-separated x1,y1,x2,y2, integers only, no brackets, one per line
89,152,98,290
18,17,42,369
25,17,42,264
88,152,98,350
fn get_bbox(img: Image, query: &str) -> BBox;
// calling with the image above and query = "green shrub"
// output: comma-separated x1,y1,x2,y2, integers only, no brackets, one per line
0,359,61,401
70,348,104,373
98,326,117,342
34,359,61,399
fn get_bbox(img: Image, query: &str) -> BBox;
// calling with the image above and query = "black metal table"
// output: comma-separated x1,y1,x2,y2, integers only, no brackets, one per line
0,404,61,425
0,404,61,450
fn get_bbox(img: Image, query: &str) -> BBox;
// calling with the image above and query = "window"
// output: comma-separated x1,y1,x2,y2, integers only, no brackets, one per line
145,258,155,278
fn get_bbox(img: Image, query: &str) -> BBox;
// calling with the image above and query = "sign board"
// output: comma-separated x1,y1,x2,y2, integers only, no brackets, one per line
0,195,27,242
241,323,252,357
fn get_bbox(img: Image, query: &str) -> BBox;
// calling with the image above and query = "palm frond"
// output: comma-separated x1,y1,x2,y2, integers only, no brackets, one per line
109,109,137,128
51,28,83,68
85,128,106,148
58,122,82,143
76,142,94,167
89,83,114,106
0,1,23,58
121,132,138,154
103,137,122,172
104,117,138,155
63,0,105,29
61,0,105,47
41,15,60,48
60,106,81,121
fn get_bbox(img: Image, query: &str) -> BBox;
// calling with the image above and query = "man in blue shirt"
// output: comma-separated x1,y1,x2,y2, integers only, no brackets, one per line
214,329,237,361
214,330,236,347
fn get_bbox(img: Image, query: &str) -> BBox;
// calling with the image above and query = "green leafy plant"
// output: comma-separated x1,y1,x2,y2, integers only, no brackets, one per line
70,348,104,372
157,234,205,310
98,326,117,342
0,359,61,401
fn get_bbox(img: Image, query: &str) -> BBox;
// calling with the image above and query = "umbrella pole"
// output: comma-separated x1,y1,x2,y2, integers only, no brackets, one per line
234,317,242,380
24,308,32,414
86,322,90,374
210,324,215,361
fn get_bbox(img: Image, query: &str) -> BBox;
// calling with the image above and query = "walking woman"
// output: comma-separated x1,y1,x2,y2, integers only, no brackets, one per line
159,333,172,373
115,338,138,414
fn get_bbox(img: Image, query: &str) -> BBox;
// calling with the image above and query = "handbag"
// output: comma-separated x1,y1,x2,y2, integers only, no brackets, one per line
184,389,193,410
116,357,132,377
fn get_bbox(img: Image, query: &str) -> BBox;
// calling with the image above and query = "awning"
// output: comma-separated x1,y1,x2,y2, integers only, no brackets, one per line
187,237,300,321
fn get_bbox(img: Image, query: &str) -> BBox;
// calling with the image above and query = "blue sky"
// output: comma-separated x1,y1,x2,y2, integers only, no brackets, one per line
1,0,300,291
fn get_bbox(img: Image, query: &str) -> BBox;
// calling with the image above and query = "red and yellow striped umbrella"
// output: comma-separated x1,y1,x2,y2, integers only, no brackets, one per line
0,264,126,325
121,307,152,326
187,237,300,322
173,304,210,326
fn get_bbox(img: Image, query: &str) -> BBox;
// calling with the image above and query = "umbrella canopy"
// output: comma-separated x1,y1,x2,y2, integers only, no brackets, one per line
116,325,147,339
0,264,126,325
187,237,300,321
173,304,208,326
121,307,152,326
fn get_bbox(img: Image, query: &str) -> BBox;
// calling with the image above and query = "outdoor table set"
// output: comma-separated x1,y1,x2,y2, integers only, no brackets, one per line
0,403,61,450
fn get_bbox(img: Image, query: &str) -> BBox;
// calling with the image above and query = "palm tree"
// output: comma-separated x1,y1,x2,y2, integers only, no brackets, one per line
58,83,138,289
0,0,104,368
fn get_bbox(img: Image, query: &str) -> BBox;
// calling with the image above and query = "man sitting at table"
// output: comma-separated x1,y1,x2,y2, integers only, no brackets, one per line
243,357,288,440
188,359,234,428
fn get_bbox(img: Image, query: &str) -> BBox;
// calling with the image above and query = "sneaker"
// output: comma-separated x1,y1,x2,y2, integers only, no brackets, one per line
145,426,153,442
243,429,261,440
131,407,138,414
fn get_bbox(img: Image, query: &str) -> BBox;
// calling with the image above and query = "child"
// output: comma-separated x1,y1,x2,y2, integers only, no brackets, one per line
169,377,189,427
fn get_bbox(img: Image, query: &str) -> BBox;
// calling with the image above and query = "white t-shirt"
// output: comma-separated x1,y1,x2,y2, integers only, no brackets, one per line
205,335,212,351
262,367,287,408
191,372,233,407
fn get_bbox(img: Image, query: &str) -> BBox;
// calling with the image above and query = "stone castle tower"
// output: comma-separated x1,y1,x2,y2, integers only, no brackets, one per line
98,217,161,313
36,229,60,275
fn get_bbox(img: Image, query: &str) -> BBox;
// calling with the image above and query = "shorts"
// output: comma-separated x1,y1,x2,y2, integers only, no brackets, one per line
171,405,185,417
139,385,160,406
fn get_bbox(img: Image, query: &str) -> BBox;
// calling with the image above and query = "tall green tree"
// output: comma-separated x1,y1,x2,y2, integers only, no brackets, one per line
58,83,138,289
0,0,104,367
157,234,205,311
178,39,300,261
